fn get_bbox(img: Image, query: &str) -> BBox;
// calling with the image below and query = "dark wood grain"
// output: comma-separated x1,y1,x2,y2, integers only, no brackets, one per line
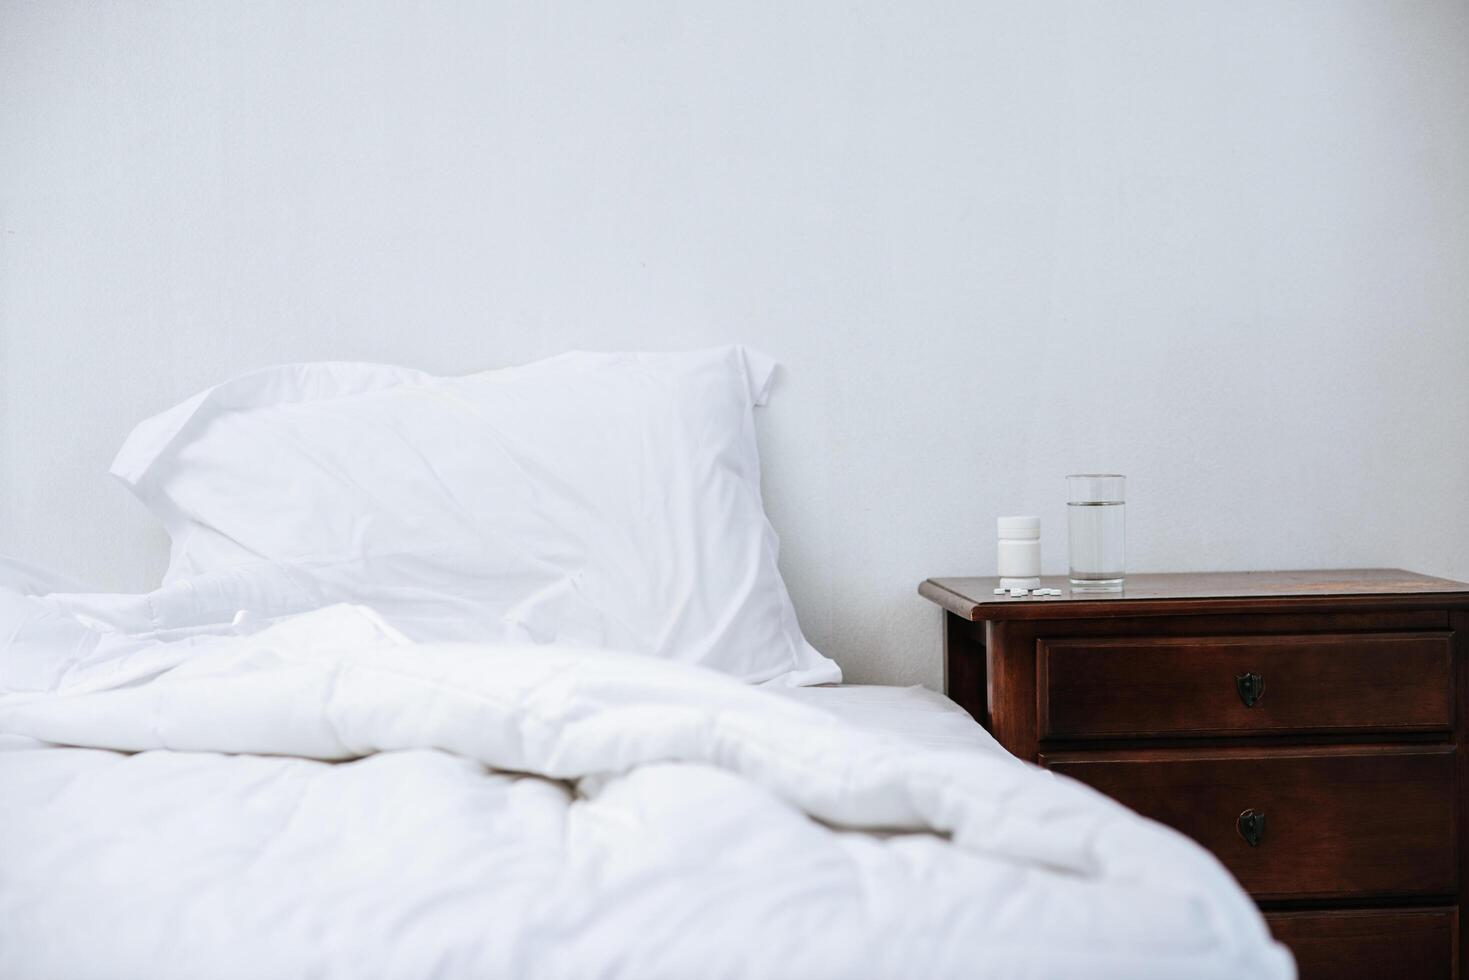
1264,907,1456,980
923,568,1469,970
941,613,987,728
921,568,1469,621
1045,744,1457,900
1456,608,1469,977
1039,632,1454,739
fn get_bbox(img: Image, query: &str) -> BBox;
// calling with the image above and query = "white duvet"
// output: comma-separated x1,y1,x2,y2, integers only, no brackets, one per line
0,600,1292,979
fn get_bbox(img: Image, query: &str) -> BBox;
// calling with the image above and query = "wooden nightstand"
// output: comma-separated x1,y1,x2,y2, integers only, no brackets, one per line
919,569,1469,980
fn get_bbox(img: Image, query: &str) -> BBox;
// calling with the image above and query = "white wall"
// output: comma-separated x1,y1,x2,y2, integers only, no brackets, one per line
3,2,1467,686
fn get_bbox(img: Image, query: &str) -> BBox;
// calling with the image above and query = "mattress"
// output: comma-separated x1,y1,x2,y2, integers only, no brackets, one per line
768,683,1015,760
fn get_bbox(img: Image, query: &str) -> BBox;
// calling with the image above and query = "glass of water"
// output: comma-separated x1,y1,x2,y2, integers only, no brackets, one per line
1067,474,1125,591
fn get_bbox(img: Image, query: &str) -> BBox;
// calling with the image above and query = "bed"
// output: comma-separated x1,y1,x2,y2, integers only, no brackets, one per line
0,348,1292,979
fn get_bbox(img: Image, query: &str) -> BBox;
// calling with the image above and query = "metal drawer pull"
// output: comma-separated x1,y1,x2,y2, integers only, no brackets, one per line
1235,672,1264,708
1237,808,1266,847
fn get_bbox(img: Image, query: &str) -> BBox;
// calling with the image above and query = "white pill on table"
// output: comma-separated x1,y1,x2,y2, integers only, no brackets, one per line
993,588,1007,595
1009,589,1028,597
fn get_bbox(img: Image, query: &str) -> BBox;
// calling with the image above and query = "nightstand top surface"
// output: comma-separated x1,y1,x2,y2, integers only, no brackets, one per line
920,569,1469,621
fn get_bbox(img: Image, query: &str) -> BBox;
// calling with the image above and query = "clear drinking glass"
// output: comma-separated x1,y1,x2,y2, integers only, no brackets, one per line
1067,474,1125,591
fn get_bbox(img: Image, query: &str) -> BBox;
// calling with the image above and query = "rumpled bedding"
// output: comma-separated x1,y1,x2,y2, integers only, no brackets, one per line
0,597,1293,979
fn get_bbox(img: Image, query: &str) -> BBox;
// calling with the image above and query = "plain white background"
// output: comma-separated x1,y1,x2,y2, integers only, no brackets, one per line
2,2,1466,687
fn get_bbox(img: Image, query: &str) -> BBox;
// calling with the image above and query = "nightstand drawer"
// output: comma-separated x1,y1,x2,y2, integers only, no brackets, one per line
1038,632,1454,739
1264,907,1456,980
1044,745,1457,901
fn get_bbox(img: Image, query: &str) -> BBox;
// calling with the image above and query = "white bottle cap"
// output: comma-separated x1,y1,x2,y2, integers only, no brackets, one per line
997,515,1040,540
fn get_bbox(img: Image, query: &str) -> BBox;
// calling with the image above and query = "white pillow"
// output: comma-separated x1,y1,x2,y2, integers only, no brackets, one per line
111,348,839,686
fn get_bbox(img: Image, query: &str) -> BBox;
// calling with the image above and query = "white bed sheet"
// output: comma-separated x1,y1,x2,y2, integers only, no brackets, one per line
770,683,1012,759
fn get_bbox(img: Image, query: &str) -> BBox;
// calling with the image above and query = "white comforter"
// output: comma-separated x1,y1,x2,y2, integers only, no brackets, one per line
0,601,1293,979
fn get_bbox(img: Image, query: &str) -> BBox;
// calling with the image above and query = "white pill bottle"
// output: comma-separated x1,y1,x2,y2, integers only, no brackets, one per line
997,516,1041,591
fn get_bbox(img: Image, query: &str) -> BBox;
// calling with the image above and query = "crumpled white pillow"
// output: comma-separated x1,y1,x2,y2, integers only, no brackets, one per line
111,347,840,686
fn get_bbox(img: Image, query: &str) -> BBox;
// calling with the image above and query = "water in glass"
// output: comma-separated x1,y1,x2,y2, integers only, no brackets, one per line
1067,474,1124,591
